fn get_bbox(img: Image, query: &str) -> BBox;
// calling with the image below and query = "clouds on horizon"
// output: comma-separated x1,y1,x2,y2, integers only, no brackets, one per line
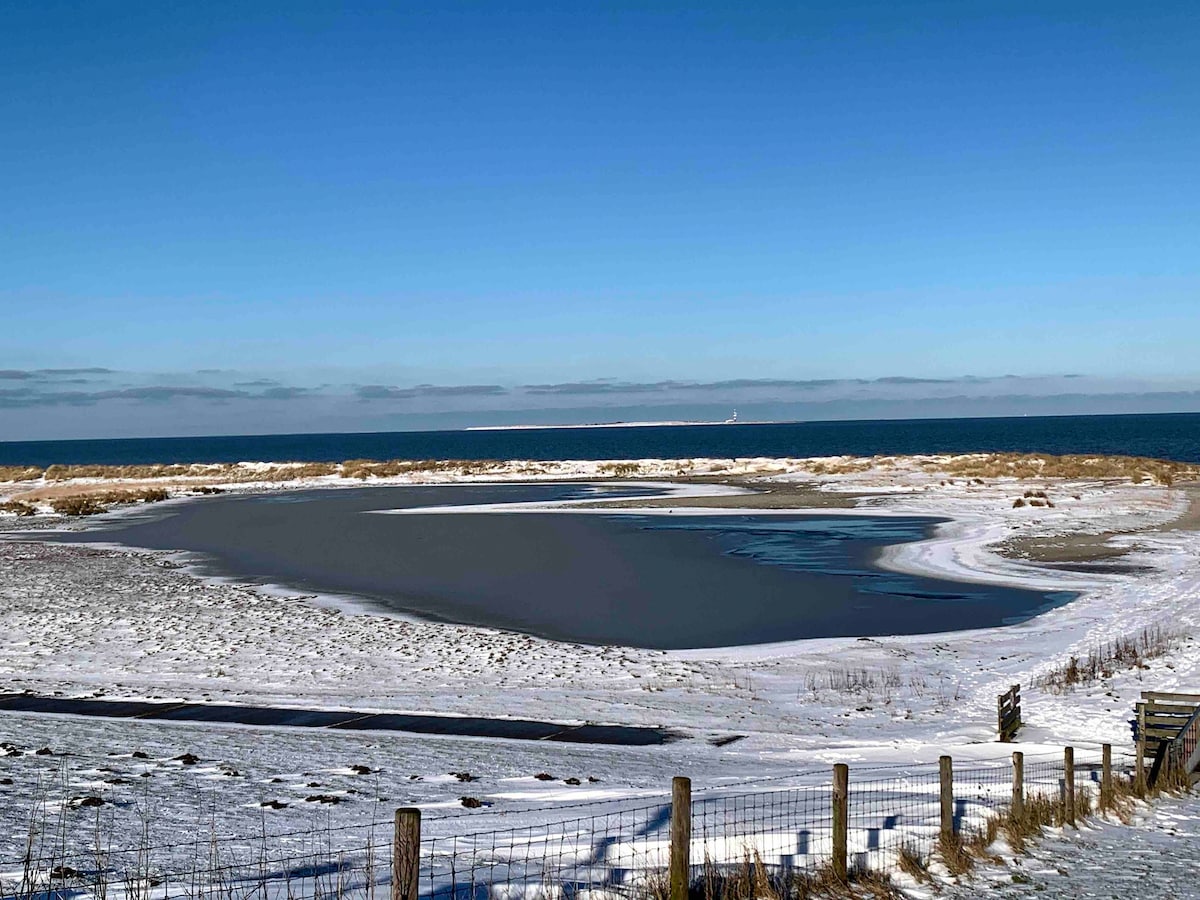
355,383,509,401
2,367,1200,440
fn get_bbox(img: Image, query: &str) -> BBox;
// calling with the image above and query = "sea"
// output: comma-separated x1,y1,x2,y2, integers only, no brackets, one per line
1,411,1198,467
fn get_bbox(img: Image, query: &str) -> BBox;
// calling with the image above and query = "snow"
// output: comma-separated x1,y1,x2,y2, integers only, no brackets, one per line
1,456,1198,895
943,791,1200,898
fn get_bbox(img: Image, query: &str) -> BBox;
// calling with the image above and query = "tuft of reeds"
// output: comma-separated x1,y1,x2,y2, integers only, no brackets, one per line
895,842,930,883
803,667,903,697
1035,625,1186,692
999,792,1058,853
696,851,903,899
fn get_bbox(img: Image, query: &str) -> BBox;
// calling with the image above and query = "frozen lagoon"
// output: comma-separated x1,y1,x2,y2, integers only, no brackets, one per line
42,483,1070,648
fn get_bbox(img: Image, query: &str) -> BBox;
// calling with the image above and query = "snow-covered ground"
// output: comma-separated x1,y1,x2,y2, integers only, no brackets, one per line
1,455,1197,892
943,791,1200,899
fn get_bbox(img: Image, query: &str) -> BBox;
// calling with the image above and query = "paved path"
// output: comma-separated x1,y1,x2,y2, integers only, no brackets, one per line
947,791,1200,899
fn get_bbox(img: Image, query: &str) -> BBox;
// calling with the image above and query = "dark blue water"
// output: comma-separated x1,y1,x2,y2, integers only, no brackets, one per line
1,413,1198,467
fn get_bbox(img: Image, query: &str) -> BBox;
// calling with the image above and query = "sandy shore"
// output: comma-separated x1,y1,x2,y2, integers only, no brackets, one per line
997,481,1200,566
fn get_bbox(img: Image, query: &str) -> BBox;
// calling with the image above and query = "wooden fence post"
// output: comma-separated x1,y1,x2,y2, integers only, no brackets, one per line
939,756,954,845
392,808,421,900
1063,747,1075,827
832,764,849,883
1011,751,1024,820
670,776,691,900
1101,743,1113,811
1135,703,1146,792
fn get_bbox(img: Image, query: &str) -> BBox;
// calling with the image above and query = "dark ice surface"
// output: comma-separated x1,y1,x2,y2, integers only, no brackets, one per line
39,483,1072,649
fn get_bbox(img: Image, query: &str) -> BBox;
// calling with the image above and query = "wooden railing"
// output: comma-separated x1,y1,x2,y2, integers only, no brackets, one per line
1136,690,1200,787
1170,703,1200,777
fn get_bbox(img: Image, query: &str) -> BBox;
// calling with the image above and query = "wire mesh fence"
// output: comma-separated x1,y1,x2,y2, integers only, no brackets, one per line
845,770,942,875
419,801,673,900
693,785,828,879
0,747,1134,900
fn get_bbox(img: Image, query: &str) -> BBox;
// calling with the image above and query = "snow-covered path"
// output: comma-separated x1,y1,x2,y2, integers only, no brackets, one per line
946,792,1200,899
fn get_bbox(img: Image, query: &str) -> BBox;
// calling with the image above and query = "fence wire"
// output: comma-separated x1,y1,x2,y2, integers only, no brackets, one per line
0,748,1134,900
847,770,941,874
420,801,670,900
694,786,827,879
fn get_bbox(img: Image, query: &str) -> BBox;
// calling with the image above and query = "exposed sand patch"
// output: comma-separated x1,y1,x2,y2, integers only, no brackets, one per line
572,478,868,510
996,480,1200,567
1163,482,1200,531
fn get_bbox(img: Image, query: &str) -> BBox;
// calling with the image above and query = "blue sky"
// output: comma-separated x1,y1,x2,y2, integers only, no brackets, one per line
2,1,1198,438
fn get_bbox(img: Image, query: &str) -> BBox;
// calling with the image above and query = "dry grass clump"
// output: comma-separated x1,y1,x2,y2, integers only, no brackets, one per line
12,449,1200,489
0,465,43,482
1101,768,1143,815
936,833,975,876
1153,759,1195,794
49,496,108,516
47,488,171,516
942,784,1098,866
1064,785,1094,825
895,843,930,883
804,457,879,476
44,463,208,480
598,461,641,477
93,488,171,504
340,458,508,479
1000,793,1058,853
0,499,37,517
40,462,340,483
937,819,1005,878
934,452,1199,485
696,851,902,899
804,667,903,696
1035,625,1185,692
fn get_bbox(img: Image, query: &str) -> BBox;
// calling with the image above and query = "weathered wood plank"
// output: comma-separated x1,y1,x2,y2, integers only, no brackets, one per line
1141,702,1200,715
1137,696,1200,710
